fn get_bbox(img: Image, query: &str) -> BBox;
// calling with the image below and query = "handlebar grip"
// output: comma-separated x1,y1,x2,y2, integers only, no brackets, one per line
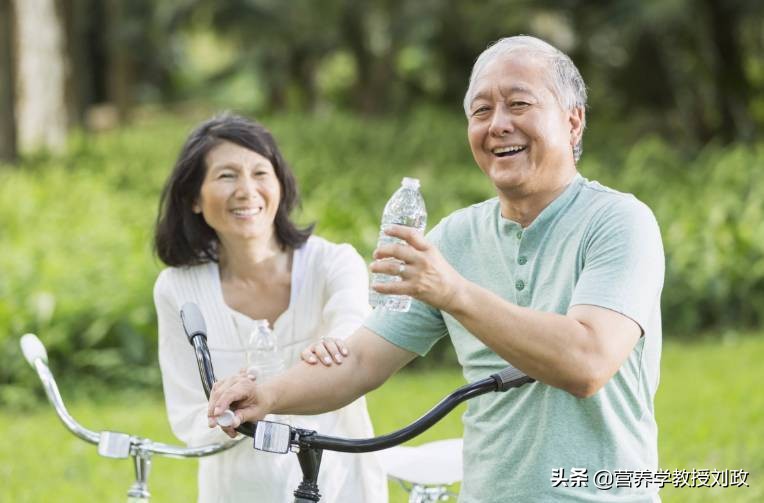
492,366,535,391
179,304,257,438
181,302,207,342
20,333,48,366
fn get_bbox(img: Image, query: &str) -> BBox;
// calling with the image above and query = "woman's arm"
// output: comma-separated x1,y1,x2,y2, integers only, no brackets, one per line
155,271,235,446
320,243,372,339
303,243,371,366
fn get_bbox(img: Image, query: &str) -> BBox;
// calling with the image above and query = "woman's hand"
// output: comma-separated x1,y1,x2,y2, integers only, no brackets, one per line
370,225,466,312
300,336,349,366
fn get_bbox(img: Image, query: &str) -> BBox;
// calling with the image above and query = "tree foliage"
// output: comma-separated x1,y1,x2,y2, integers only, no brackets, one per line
158,0,763,145
2,0,761,153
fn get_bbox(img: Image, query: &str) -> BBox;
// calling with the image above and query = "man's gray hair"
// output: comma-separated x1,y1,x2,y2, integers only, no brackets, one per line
463,35,588,161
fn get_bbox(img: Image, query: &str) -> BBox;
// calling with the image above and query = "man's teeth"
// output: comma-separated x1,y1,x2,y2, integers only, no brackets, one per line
231,208,262,216
492,145,526,154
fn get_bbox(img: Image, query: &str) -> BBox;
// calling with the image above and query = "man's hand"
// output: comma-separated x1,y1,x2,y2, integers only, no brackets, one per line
370,225,466,311
207,328,416,437
207,372,274,438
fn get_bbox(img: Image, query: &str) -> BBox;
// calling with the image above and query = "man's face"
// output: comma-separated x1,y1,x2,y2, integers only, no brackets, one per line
467,54,581,195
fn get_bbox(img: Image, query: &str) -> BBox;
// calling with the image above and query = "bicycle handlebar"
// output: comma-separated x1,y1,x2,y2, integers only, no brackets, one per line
301,363,534,453
180,302,535,454
20,333,243,459
180,306,257,437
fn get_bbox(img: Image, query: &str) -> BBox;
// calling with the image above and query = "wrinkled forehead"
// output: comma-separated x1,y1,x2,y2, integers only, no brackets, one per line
469,51,559,104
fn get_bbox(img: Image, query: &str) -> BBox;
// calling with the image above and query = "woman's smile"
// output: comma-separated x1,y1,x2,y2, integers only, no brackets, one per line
230,205,264,218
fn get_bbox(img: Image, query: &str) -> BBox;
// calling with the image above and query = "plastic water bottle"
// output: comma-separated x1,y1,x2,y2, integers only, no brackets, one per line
370,177,427,312
245,319,285,382
217,320,285,428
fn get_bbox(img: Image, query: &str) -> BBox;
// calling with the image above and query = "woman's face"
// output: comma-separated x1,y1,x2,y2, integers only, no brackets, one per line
193,140,281,245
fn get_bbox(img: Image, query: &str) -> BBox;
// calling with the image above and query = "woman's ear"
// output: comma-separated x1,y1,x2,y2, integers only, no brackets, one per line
192,200,202,214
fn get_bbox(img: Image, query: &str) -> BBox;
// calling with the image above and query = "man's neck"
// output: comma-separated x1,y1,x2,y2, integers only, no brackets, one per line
498,171,578,228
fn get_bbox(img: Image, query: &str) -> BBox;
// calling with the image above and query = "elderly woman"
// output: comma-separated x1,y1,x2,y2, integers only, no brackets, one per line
153,114,386,502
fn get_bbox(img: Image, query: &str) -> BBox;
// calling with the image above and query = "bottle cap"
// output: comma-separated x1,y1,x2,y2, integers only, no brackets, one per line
401,177,420,189
216,409,237,427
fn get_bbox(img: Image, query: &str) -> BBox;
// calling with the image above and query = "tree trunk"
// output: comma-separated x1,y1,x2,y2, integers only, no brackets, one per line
434,2,477,108
0,0,17,162
261,50,288,112
12,0,69,153
289,45,318,112
341,0,372,112
341,0,399,114
105,0,132,123
704,0,754,142
61,0,97,127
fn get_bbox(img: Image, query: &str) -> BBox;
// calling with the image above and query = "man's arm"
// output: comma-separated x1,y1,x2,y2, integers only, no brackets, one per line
446,285,640,398
208,327,416,434
371,225,645,399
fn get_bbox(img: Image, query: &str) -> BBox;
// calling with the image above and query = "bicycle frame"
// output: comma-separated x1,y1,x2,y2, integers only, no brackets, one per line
181,302,535,502
20,333,244,502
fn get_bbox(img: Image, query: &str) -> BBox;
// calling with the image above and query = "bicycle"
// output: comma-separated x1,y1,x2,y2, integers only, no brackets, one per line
18,333,461,503
181,301,535,502
19,333,244,502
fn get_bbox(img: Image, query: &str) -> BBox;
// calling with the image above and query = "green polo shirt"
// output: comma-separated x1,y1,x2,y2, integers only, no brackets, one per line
365,174,664,502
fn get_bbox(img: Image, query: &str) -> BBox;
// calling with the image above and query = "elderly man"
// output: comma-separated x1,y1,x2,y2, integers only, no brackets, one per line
209,35,664,502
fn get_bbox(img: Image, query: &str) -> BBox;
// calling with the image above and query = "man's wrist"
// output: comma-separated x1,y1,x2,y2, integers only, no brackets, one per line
443,274,472,316
261,376,286,415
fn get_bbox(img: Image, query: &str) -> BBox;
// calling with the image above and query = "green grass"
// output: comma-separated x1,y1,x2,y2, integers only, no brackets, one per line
1,335,761,502
654,333,763,502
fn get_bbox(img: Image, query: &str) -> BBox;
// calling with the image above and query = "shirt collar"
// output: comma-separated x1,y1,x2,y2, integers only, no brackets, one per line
496,173,584,234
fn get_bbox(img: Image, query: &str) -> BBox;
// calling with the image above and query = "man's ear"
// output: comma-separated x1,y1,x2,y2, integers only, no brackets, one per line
569,106,585,149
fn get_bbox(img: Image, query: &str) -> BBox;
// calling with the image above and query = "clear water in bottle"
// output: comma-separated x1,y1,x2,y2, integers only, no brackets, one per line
245,319,285,382
370,177,427,312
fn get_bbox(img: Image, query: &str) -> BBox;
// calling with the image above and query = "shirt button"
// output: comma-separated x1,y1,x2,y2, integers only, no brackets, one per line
515,280,525,291
517,256,527,265
516,231,523,239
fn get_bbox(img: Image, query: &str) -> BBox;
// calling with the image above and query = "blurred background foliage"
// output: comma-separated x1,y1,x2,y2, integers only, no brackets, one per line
1,0,763,404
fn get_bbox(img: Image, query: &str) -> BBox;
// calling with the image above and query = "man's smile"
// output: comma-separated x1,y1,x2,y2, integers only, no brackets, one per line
491,145,527,157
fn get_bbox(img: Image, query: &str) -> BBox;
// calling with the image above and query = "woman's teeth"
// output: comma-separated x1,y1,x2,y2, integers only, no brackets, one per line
231,207,262,216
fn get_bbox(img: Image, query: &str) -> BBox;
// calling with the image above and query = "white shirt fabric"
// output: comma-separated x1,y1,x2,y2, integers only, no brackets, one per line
154,236,387,502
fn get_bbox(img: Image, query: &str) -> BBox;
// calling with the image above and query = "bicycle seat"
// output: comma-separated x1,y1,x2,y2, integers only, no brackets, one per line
377,438,463,486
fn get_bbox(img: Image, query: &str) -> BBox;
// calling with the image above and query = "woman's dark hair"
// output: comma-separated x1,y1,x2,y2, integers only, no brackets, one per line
154,113,313,267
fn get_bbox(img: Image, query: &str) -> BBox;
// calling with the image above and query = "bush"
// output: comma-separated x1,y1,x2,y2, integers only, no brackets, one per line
2,108,763,404
581,138,764,334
